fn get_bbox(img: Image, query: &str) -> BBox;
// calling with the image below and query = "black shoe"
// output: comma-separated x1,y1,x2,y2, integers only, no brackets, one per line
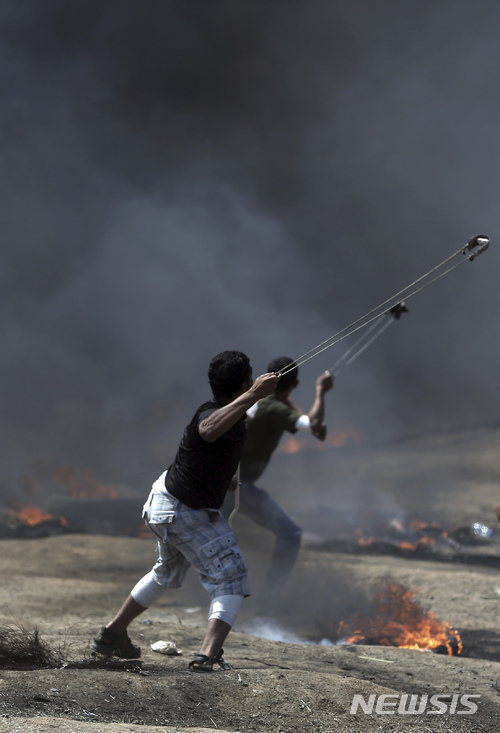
91,626,141,659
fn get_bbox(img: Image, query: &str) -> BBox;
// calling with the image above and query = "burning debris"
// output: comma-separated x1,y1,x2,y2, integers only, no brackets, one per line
8,504,53,525
451,522,494,545
338,578,463,656
354,516,495,553
0,503,69,539
310,513,498,567
0,466,146,538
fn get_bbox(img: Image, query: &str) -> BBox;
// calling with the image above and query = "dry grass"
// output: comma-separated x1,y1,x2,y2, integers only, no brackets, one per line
0,625,62,669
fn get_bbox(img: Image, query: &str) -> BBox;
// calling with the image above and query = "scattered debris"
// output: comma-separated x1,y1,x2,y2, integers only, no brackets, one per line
451,522,494,544
150,640,182,655
357,654,395,664
0,510,69,539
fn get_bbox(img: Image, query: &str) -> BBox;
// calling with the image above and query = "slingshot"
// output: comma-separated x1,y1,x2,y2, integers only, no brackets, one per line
277,234,490,378
328,301,408,377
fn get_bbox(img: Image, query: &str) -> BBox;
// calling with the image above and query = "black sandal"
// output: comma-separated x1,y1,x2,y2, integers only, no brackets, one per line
188,648,232,672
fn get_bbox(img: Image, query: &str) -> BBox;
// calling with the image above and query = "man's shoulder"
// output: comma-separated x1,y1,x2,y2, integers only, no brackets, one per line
256,394,283,411
182,401,218,440
194,399,246,440
194,400,219,419
254,395,301,421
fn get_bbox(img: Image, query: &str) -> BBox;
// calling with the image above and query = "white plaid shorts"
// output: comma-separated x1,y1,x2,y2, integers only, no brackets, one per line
143,488,250,599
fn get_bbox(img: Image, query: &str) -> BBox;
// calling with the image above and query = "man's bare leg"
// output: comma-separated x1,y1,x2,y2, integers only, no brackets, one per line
106,595,147,635
92,594,146,658
199,618,231,660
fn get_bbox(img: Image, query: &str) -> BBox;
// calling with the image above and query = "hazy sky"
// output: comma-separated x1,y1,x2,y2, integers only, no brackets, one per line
1,0,499,496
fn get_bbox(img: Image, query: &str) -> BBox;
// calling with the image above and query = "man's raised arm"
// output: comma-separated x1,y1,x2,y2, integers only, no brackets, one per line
199,373,278,443
308,371,334,441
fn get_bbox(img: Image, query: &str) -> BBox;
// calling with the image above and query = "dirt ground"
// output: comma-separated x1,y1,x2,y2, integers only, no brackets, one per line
1,425,500,732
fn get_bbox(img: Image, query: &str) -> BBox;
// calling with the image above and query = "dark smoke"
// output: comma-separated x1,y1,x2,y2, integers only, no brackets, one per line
0,0,499,501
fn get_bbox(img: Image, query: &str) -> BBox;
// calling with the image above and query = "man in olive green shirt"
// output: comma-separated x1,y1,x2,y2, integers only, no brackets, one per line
238,356,333,596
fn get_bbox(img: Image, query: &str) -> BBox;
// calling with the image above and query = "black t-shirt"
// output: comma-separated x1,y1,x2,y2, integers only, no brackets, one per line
164,400,246,510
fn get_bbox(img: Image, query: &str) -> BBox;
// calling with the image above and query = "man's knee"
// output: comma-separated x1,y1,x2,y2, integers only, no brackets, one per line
208,594,243,627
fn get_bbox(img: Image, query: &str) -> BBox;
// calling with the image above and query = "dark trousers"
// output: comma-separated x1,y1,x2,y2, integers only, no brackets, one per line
238,481,302,593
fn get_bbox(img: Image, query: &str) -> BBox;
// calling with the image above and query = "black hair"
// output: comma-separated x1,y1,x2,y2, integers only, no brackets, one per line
267,355,298,392
208,350,252,401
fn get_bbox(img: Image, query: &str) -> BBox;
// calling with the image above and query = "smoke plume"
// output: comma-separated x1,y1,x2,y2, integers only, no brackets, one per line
0,0,499,500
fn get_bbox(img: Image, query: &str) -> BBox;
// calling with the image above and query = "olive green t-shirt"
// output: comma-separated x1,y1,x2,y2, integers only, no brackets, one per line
240,394,302,482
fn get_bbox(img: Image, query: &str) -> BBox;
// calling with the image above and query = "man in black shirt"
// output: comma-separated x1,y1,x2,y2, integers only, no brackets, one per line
92,351,278,672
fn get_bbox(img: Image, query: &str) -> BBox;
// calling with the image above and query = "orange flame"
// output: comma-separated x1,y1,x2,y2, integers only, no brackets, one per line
356,516,450,551
53,467,118,498
399,537,436,551
408,519,446,536
279,437,302,454
326,428,363,448
354,528,375,546
408,519,428,531
358,536,375,546
8,503,54,526
338,580,462,655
